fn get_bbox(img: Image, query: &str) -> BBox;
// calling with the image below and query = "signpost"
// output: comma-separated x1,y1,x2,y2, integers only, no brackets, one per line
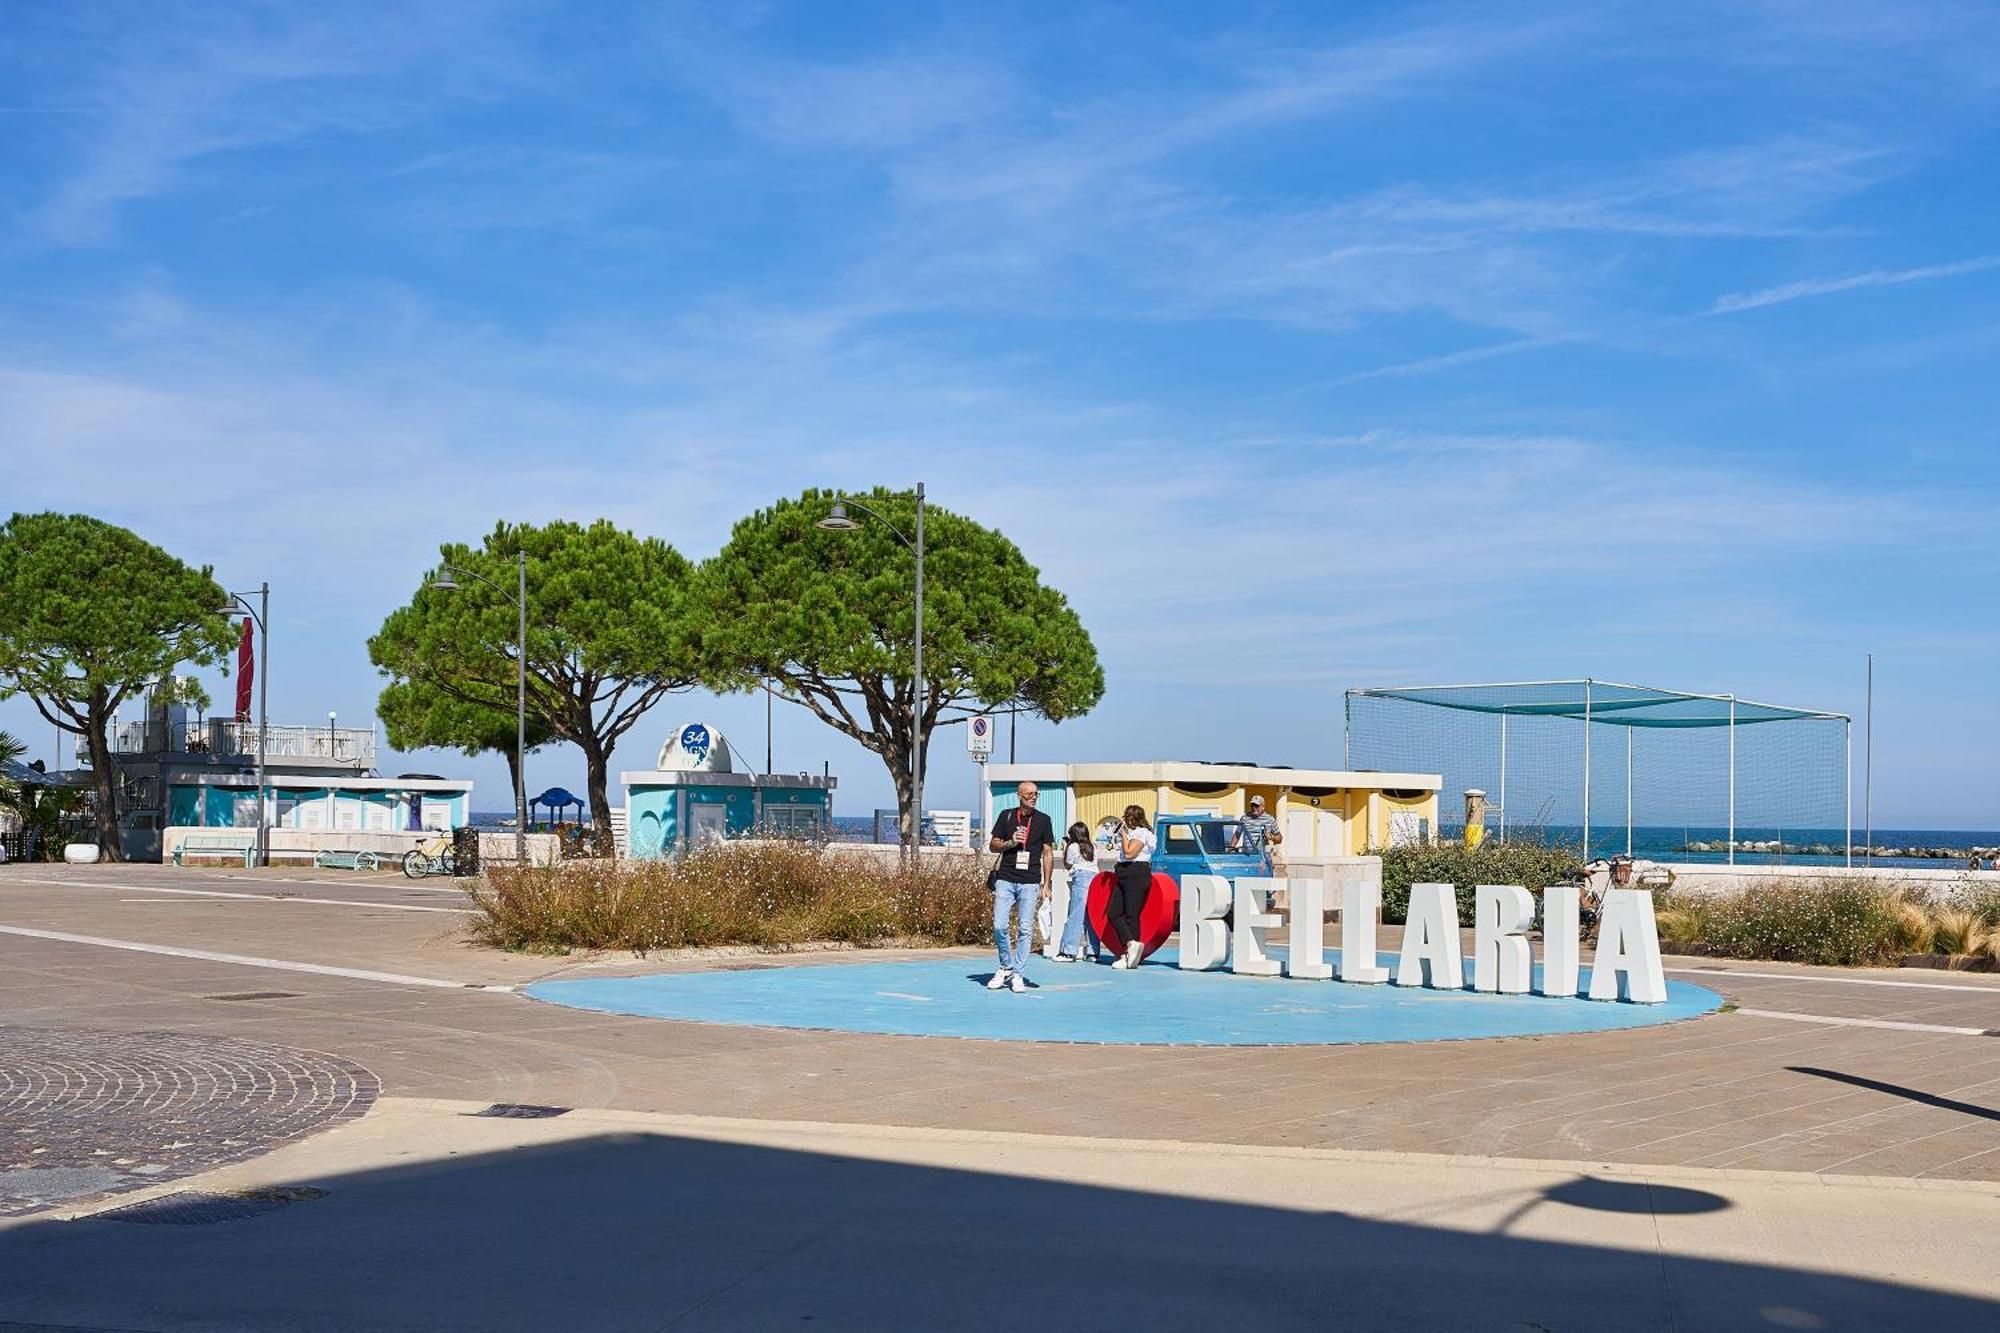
968,715,993,764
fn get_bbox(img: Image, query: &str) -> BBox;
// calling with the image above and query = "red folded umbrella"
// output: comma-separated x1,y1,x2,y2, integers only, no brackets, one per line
234,619,254,721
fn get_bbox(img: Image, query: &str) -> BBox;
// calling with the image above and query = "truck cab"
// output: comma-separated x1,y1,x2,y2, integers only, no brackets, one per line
1150,815,1273,887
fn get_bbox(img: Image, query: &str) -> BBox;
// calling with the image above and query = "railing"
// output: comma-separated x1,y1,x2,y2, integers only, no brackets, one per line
208,721,374,767
103,719,374,768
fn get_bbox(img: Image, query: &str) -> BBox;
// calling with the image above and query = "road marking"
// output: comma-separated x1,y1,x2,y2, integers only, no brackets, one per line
1733,1008,1994,1037
1667,966,2000,994
1,874,473,912
875,991,934,1002
0,925,515,992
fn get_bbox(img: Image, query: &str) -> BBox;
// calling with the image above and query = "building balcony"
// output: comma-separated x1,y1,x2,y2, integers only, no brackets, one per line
106,719,375,770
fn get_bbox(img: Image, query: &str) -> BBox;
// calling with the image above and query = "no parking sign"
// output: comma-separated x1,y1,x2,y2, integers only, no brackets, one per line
967,715,993,762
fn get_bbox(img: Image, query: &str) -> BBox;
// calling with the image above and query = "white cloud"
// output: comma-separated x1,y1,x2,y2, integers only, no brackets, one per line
1708,255,2000,314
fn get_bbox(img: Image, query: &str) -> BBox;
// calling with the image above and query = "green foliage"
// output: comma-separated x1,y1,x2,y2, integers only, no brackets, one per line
694,488,1104,836
1660,879,1904,967
469,841,990,953
0,513,235,858
377,679,552,760
1375,839,1583,923
369,520,701,841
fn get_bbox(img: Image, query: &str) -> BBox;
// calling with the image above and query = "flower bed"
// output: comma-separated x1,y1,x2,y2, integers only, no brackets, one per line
469,839,990,954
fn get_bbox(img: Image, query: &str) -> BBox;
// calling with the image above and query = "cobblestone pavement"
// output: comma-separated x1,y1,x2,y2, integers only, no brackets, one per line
0,1025,377,1216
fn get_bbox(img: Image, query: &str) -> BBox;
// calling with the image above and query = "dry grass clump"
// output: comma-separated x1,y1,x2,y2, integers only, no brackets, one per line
1657,878,1999,969
468,840,990,954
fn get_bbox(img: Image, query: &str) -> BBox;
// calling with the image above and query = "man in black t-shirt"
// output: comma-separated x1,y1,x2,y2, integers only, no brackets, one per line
986,781,1054,993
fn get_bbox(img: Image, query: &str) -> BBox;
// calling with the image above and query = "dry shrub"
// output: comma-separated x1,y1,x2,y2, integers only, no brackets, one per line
1652,898,1714,952
468,840,989,954
1929,907,1991,959
1662,878,1901,968
1882,887,1937,956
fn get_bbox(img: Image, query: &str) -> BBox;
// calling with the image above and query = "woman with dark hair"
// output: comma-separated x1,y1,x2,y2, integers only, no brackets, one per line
1056,821,1098,962
1109,804,1156,970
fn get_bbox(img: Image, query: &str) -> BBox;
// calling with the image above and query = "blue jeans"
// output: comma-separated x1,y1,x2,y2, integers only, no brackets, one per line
992,879,1039,975
1060,868,1095,956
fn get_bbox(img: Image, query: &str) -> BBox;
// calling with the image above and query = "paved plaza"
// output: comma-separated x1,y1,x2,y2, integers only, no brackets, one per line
1,861,1997,1329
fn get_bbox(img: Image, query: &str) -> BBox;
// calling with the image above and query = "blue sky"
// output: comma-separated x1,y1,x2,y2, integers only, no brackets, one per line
2,1,1996,827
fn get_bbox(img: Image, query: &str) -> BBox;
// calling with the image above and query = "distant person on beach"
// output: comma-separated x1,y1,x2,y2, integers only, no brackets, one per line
1110,805,1156,970
985,782,1053,993
1057,822,1098,962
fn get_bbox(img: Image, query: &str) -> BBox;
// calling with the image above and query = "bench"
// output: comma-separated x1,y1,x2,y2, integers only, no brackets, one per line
313,849,381,872
173,834,257,867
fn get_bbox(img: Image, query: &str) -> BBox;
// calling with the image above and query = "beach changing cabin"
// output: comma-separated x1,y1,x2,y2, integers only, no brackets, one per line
621,722,837,859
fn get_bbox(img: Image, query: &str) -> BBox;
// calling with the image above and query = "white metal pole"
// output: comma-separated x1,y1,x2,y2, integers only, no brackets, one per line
1844,718,1852,869
1626,726,1633,857
1582,680,1592,861
911,482,925,862
1498,712,1508,841
1728,695,1737,867
1864,654,1873,866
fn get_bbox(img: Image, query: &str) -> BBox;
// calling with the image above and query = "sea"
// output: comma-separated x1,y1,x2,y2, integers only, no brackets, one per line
474,811,1997,868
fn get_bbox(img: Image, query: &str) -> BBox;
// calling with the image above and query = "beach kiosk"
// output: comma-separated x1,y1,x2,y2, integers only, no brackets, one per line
983,760,1442,857
621,722,837,859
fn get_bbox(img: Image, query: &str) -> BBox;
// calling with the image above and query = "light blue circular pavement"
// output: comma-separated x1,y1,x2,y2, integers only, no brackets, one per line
525,950,1723,1046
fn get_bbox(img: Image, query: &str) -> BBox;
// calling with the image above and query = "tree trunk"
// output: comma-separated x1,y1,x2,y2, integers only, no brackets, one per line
580,732,616,856
86,694,123,862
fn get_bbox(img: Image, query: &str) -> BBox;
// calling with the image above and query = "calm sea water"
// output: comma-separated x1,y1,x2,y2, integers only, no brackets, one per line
477,812,1997,868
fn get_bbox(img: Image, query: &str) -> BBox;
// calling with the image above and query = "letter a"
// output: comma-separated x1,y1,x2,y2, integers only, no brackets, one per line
1587,888,1668,1003
1396,883,1464,989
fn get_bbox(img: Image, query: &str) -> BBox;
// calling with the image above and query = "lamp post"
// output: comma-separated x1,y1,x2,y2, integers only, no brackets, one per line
431,549,528,869
218,583,270,868
327,710,337,760
817,486,925,859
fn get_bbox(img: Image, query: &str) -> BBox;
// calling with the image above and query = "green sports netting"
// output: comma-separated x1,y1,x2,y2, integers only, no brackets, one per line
1345,680,1850,864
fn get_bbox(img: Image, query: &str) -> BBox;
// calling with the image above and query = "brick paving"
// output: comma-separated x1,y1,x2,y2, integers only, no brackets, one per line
0,1025,377,1216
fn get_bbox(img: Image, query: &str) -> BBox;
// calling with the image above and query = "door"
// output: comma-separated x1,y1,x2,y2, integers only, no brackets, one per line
1285,809,1314,856
1316,809,1345,856
692,804,728,846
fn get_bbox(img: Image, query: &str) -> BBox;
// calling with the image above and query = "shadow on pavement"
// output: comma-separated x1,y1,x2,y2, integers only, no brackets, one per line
0,1132,1990,1332
1790,1065,2000,1123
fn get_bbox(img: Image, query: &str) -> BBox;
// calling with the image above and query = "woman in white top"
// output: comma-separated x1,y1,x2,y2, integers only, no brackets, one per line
1109,804,1157,969
1057,822,1098,961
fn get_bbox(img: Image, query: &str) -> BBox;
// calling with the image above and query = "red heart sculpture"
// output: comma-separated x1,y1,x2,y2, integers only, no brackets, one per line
1085,870,1181,960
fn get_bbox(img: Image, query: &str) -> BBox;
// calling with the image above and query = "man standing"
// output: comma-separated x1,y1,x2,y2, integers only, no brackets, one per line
1237,794,1284,868
986,781,1053,993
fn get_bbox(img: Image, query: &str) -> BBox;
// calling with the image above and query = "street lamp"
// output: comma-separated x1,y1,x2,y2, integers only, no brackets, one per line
817,485,925,858
431,549,529,869
218,583,270,868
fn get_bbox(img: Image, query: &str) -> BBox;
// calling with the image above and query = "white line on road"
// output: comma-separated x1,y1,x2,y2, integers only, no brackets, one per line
875,992,934,1002
1732,1008,1994,1037
0,924,516,992
2,874,474,913
1668,967,2000,994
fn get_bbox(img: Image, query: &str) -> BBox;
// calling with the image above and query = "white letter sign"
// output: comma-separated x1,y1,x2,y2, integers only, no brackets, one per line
1396,882,1464,990
1538,885,1581,998
1339,877,1390,983
1285,878,1332,980
1232,878,1283,977
1587,888,1667,1004
1473,884,1534,994
1178,874,1230,971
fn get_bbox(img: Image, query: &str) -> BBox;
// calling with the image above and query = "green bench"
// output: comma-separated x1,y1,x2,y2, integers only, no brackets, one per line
313,849,381,872
172,833,257,867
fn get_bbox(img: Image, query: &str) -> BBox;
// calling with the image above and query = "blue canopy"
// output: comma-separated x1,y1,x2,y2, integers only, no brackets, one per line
530,787,584,809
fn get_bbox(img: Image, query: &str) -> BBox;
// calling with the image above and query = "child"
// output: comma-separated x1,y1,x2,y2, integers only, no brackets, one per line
1057,821,1098,961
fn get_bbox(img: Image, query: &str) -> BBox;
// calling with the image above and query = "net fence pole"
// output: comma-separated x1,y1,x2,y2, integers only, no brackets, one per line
1582,680,1592,861
1498,712,1508,841
1844,718,1852,869
1626,725,1633,857
1728,695,1737,867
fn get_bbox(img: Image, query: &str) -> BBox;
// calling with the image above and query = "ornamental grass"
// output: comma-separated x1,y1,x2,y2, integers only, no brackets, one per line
1656,878,1999,969
468,839,990,954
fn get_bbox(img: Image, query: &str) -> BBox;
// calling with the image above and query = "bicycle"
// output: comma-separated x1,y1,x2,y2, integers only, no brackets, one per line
403,832,460,879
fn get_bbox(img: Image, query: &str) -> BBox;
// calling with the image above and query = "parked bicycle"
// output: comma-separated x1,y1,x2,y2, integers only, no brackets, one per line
403,832,460,879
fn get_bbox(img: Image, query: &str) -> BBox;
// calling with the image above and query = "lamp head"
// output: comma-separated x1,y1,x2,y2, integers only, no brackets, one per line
815,500,860,531
429,575,460,591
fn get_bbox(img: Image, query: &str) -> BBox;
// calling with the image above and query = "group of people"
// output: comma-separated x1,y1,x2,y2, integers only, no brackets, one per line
981,781,1282,993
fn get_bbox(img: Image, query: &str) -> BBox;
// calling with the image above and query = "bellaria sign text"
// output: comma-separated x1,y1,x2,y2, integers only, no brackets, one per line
1178,878,1668,1003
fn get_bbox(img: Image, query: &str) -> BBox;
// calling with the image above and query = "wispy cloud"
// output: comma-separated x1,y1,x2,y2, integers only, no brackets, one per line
1707,255,2000,314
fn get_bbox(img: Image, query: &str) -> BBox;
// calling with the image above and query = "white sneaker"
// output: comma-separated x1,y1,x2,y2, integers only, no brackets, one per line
1125,942,1144,968
1008,972,1026,993
986,970,1010,990
1111,954,1129,970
